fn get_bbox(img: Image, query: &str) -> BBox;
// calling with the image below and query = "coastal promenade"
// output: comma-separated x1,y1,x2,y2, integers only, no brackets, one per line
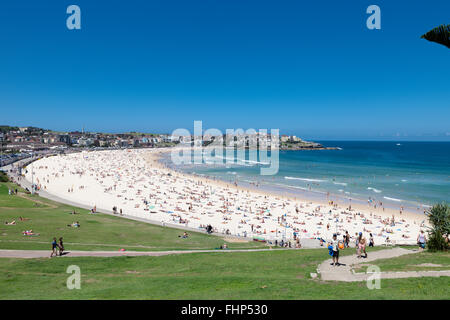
0,248,289,259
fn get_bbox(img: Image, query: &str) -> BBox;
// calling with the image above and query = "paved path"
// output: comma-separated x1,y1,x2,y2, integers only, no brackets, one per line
317,248,450,281
0,248,288,259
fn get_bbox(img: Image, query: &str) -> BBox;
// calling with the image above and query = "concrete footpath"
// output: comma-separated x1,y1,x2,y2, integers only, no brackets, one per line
317,247,450,281
0,248,288,259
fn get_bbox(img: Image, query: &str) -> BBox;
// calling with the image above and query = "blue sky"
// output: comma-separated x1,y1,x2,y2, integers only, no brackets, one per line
0,0,449,140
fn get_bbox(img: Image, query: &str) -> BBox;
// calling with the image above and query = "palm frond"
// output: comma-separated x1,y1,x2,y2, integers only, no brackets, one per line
421,24,450,49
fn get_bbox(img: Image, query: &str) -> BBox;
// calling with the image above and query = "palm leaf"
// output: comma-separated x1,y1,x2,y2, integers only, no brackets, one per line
421,24,450,49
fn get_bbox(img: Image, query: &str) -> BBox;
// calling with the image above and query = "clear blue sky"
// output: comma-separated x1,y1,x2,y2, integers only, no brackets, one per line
0,0,449,140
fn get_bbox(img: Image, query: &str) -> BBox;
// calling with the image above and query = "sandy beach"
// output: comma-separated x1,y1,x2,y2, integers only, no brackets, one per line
23,148,429,245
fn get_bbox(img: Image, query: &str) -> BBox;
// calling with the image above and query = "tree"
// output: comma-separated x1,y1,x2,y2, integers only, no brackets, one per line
421,24,450,49
426,203,450,251
0,171,8,182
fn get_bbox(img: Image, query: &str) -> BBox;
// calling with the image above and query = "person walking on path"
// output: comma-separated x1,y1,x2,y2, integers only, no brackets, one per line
369,233,374,247
58,237,64,256
50,237,58,258
417,230,427,250
330,233,341,266
345,231,350,248
358,232,368,258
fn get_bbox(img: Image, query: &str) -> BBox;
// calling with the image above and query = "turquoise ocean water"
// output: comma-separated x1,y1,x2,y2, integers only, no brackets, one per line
163,141,450,211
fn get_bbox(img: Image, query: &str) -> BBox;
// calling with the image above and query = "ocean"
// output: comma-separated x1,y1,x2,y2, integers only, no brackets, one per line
162,141,450,211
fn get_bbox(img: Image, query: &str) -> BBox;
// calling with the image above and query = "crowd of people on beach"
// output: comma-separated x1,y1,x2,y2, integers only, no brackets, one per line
1,149,436,264
23,149,428,246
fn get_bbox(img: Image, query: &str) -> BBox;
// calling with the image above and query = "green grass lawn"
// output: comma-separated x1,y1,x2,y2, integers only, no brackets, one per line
0,183,41,208
0,182,266,251
354,250,450,273
0,249,449,299
0,181,449,300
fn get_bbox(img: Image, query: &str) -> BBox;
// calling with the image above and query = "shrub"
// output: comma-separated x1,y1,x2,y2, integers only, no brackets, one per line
426,203,450,251
0,171,9,182
427,229,448,252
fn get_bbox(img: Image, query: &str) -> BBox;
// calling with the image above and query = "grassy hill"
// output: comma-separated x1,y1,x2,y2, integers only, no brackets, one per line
0,249,449,299
0,181,266,252
0,180,449,300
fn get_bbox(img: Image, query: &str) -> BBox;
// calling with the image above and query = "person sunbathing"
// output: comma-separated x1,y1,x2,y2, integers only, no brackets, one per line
67,221,80,228
178,232,189,238
19,216,30,221
5,220,16,225
22,230,39,236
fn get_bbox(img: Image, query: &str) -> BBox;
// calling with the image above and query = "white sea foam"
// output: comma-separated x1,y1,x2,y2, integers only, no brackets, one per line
367,187,382,193
213,155,236,162
333,181,347,186
284,176,325,183
240,159,270,165
214,155,270,166
283,185,310,191
383,196,403,202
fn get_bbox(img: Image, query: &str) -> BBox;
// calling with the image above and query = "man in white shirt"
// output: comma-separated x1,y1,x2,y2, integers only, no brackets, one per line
330,233,341,266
